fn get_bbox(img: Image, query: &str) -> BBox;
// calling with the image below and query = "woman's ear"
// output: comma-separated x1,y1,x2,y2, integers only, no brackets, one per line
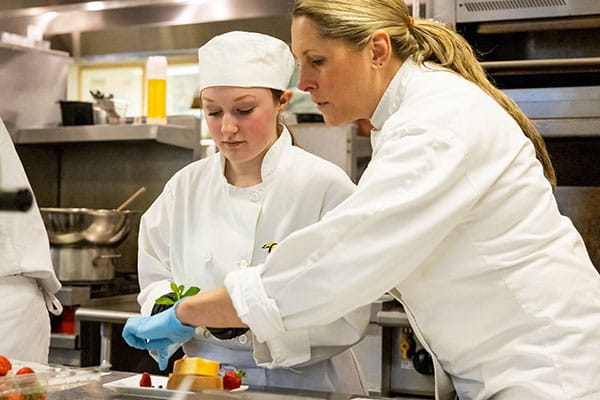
278,90,294,111
370,30,393,68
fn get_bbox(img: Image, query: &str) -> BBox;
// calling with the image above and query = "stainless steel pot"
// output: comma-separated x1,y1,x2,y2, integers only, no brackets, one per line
50,247,120,283
40,208,138,246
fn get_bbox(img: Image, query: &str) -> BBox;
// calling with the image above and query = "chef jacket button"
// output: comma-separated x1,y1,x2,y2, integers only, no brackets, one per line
205,253,212,262
248,191,260,202
238,334,248,344
239,259,249,269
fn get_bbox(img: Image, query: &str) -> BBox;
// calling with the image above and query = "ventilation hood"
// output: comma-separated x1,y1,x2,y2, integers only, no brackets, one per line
0,0,293,58
457,0,600,23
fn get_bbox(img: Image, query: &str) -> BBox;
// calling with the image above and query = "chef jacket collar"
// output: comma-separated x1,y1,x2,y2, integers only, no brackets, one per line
218,126,292,185
369,58,417,152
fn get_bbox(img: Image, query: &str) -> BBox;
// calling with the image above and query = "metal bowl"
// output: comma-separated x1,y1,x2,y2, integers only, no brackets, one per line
40,207,139,246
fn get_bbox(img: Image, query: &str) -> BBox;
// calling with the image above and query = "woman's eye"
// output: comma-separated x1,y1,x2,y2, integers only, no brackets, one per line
311,58,324,66
238,107,254,115
207,111,222,117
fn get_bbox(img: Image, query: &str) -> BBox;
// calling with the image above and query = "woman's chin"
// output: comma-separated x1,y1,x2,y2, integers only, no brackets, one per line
321,113,346,126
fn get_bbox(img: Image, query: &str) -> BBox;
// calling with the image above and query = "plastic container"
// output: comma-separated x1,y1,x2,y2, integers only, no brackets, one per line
0,371,48,399
59,101,94,126
146,56,167,124
0,358,103,398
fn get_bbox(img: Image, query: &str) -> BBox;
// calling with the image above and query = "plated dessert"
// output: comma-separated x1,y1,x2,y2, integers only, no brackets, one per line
136,356,246,392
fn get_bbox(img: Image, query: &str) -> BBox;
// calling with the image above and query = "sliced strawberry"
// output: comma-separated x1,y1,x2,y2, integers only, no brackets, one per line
0,355,12,376
16,367,35,375
139,372,152,387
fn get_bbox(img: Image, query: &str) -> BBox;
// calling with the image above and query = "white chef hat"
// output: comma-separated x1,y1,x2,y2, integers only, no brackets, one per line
198,31,295,92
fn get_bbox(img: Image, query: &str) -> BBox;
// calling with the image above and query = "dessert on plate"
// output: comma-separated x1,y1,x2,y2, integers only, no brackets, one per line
166,357,223,391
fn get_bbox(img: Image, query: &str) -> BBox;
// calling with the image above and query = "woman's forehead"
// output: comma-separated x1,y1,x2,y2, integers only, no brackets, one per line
201,86,269,102
291,16,354,57
291,17,324,53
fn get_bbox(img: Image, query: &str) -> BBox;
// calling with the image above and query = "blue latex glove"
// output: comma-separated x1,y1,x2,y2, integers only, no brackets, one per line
122,304,196,370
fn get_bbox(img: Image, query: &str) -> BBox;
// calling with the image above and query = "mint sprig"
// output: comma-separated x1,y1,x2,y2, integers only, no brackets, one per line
155,282,201,305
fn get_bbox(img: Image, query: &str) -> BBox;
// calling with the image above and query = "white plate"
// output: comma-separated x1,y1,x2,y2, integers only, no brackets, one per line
103,374,248,399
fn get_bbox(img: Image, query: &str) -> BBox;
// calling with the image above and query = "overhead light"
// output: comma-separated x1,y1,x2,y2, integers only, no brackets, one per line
84,2,107,11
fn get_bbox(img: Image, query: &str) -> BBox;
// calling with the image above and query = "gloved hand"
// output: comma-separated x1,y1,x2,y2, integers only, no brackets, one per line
206,327,249,340
151,292,177,315
122,303,196,370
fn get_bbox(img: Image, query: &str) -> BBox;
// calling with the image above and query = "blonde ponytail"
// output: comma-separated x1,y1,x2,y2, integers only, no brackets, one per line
293,0,556,187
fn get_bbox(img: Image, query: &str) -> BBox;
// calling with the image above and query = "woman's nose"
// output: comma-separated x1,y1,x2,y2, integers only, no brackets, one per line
221,113,238,134
296,69,316,93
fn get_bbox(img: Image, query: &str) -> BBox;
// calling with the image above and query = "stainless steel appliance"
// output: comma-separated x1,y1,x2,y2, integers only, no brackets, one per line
456,0,600,23
376,301,435,398
0,42,68,137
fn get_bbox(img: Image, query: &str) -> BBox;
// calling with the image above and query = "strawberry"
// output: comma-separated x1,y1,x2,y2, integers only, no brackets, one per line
222,369,246,390
0,355,12,376
16,367,35,375
139,372,152,387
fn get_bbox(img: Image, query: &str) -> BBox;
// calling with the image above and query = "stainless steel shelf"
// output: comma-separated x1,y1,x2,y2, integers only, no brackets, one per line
15,123,198,150
481,57,600,76
535,118,600,138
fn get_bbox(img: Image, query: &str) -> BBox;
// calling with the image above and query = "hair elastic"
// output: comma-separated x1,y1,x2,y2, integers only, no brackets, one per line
408,16,415,29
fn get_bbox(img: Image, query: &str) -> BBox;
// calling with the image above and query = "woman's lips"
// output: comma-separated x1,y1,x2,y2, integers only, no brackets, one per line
222,141,245,148
316,101,329,110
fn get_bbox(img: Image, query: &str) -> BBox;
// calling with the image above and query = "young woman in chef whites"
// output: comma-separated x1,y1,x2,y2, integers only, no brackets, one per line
130,31,370,394
124,2,600,399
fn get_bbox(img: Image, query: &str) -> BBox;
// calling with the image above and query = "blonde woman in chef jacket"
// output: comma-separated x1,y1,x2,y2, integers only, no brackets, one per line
134,31,369,394
123,1,600,399
0,117,62,363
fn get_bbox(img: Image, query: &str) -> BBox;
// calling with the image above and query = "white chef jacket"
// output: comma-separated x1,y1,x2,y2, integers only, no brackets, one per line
225,60,600,400
0,118,62,363
137,127,370,393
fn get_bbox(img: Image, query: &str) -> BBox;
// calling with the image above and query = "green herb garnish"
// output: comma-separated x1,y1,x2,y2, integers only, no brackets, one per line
154,282,201,305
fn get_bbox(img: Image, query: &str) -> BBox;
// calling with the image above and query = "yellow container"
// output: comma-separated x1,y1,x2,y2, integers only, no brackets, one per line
146,56,167,124
147,79,166,120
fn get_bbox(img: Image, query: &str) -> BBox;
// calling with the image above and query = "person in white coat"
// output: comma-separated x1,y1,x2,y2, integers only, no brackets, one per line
130,31,370,394
0,117,62,363
122,2,600,399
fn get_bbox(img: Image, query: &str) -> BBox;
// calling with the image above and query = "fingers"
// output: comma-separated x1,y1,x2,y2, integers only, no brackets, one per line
122,317,148,349
145,338,173,351
158,348,170,370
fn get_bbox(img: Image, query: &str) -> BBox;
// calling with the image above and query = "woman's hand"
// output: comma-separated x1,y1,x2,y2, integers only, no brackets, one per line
122,302,196,370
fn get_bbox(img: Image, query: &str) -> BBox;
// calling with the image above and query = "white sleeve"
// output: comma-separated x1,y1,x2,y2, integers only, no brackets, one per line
136,186,175,316
225,126,478,343
250,168,369,368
